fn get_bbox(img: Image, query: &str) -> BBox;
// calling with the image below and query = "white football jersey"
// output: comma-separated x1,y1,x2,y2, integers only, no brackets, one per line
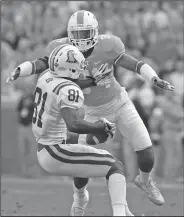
32,69,84,145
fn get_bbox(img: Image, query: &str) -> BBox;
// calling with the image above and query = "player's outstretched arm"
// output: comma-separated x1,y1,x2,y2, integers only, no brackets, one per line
6,56,49,84
61,107,115,135
115,53,175,91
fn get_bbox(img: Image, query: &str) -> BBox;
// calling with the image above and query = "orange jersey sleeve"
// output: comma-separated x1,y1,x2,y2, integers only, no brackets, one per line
98,35,125,64
112,36,125,63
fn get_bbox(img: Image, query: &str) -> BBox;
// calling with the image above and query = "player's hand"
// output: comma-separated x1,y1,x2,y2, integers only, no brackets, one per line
100,117,116,138
152,76,175,91
93,63,112,86
6,67,20,84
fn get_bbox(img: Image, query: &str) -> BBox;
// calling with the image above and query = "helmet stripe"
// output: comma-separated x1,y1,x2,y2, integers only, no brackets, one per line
77,10,84,25
49,46,62,71
49,44,68,71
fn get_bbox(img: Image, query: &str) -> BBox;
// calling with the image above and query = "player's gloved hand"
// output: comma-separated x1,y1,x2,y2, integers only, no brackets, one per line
100,117,116,138
152,76,175,91
6,67,20,84
93,63,112,87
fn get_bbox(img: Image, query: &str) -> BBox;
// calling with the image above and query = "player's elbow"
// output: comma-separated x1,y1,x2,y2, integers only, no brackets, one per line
67,124,77,133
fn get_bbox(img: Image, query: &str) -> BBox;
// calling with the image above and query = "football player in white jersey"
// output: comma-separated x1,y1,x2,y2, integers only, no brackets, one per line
31,44,133,216
7,10,175,208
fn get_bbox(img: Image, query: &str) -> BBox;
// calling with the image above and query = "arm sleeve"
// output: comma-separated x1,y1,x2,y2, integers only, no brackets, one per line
56,84,84,110
31,56,49,74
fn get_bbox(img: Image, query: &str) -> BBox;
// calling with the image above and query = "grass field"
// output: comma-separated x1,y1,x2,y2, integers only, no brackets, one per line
1,175,183,216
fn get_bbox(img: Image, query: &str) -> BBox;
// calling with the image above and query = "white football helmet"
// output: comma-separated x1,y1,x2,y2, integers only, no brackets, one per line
67,10,98,52
48,44,86,79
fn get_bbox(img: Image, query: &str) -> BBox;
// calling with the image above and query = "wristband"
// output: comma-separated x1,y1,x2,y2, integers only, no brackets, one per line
18,61,35,76
139,63,159,83
135,61,145,74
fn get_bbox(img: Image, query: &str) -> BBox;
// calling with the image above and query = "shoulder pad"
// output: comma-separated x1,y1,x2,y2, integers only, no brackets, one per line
97,34,125,62
98,34,125,53
46,37,70,55
98,34,115,52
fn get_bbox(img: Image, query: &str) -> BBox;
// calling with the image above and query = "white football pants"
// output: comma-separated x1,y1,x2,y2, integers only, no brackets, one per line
79,94,152,152
37,142,116,177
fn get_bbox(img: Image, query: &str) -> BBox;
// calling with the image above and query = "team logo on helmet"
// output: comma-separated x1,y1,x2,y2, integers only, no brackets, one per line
66,50,78,63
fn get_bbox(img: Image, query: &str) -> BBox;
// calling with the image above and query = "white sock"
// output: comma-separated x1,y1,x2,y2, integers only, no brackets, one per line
125,202,134,216
108,173,126,216
73,181,88,198
139,170,151,184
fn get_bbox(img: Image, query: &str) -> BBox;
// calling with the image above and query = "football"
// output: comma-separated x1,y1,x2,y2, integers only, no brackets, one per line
86,132,110,145
86,120,113,145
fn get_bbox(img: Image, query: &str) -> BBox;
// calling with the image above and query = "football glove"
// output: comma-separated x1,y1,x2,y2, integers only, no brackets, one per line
93,63,112,87
100,117,116,137
152,76,175,91
6,67,20,84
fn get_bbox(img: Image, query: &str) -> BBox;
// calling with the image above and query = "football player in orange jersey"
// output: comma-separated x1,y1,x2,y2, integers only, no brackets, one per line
7,10,175,214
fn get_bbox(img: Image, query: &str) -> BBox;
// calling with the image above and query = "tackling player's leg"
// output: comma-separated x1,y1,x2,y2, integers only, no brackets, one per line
116,99,164,205
37,142,133,216
78,99,164,206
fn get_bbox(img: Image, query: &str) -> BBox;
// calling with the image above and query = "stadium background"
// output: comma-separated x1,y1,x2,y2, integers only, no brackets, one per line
1,1,184,216
1,0,184,183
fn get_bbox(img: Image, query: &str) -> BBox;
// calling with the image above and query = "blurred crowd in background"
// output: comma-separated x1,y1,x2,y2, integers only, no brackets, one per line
1,1,184,182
